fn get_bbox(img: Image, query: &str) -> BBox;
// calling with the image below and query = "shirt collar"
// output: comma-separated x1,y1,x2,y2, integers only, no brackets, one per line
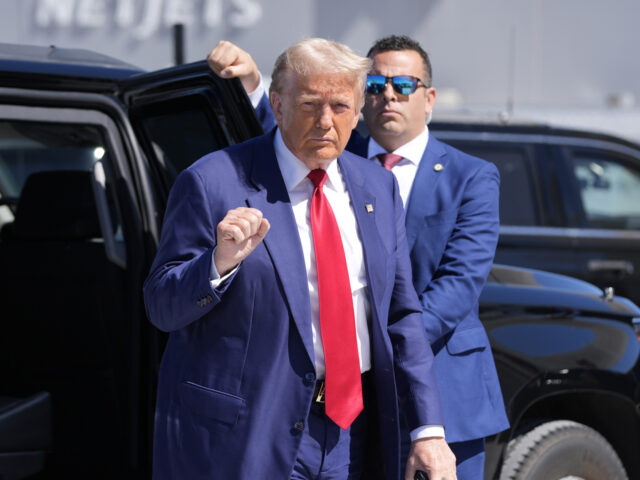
274,128,344,193
367,125,430,166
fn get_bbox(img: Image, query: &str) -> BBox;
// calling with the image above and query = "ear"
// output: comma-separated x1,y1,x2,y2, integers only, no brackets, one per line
424,87,436,115
270,91,283,125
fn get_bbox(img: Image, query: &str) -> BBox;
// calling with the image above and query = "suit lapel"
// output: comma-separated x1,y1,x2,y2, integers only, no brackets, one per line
404,136,448,249
338,155,386,321
245,134,315,364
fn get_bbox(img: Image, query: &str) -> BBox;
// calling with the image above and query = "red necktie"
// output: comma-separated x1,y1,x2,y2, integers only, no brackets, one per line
307,168,363,430
376,153,403,170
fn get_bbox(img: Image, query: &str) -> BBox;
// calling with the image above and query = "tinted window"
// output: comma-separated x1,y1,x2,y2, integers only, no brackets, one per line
568,149,640,230
131,92,232,193
0,120,122,239
445,141,539,226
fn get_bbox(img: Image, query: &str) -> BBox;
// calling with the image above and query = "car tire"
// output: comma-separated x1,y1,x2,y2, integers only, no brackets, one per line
498,420,628,480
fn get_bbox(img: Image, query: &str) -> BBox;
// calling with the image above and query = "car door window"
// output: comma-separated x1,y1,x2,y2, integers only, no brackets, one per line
131,93,232,194
127,79,263,200
443,141,539,226
568,149,640,230
0,119,123,241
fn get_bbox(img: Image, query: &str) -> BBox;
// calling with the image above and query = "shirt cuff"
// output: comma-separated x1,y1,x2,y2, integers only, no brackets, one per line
410,425,445,442
210,248,238,288
246,72,266,109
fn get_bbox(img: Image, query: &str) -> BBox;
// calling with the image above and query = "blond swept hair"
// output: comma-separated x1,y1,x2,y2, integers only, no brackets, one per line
269,38,371,109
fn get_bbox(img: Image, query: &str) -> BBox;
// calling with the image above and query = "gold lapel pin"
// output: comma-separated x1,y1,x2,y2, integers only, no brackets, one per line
434,163,444,172
365,203,374,213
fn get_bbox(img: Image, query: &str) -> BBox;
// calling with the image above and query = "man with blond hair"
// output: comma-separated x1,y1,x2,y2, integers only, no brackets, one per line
145,38,456,480
209,34,508,480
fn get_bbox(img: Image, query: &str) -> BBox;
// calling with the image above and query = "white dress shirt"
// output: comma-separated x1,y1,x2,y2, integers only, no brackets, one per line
366,127,429,206
273,130,371,379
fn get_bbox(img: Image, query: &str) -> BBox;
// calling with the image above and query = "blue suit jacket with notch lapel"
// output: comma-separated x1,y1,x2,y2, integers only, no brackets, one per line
143,129,444,479
347,131,509,443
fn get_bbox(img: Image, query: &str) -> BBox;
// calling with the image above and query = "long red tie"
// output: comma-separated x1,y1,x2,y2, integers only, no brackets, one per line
307,168,363,430
376,152,403,171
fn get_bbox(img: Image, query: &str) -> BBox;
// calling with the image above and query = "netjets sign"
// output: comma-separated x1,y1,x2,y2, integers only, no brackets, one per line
33,0,263,39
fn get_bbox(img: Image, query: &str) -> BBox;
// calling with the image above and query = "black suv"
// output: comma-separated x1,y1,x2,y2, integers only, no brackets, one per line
0,43,262,479
430,118,640,308
1,45,639,480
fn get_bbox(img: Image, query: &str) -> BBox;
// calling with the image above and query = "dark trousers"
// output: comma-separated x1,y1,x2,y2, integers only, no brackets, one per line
290,402,367,480
291,373,379,480
450,438,486,480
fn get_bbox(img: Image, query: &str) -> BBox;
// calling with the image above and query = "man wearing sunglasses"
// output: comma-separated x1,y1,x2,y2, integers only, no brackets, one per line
208,35,508,480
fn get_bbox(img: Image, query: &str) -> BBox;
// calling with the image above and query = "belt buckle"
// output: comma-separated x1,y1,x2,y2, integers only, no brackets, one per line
315,381,325,403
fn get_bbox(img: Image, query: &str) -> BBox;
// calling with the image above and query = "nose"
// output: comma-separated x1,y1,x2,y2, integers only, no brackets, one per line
382,80,397,101
316,104,333,129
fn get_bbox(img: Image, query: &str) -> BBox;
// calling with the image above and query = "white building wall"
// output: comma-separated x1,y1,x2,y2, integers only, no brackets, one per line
1,0,639,140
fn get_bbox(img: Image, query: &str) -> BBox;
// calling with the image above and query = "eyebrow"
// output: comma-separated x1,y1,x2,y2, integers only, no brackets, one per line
298,93,353,105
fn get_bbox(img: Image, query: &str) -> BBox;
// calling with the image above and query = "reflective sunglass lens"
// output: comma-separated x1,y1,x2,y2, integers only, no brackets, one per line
392,76,418,95
366,75,386,94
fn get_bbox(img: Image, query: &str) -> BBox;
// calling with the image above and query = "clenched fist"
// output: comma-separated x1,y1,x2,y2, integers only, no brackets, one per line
214,207,270,276
207,40,260,93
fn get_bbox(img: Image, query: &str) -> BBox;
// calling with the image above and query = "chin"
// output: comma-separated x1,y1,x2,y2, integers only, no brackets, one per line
301,149,340,166
372,124,402,138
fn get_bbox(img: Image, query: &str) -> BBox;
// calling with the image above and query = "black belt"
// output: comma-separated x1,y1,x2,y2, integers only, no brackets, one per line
312,371,372,404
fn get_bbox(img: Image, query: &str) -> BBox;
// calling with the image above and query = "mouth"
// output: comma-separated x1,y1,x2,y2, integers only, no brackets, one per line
379,109,400,118
310,137,334,144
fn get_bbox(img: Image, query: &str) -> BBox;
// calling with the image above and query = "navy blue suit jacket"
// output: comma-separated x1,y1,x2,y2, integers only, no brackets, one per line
256,95,508,442
143,130,444,479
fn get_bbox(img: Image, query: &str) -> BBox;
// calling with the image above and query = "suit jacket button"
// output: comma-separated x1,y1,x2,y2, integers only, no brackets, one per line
304,373,315,384
294,421,304,432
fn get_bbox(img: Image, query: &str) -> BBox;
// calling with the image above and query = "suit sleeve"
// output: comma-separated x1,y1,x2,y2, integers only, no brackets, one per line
255,93,277,132
386,176,444,429
143,167,229,332
420,161,500,342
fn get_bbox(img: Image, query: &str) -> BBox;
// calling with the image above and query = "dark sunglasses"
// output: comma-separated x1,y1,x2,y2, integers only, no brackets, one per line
365,74,428,95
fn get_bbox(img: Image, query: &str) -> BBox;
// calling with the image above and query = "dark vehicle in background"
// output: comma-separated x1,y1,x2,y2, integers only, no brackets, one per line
430,118,640,308
481,265,640,480
1,44,640,480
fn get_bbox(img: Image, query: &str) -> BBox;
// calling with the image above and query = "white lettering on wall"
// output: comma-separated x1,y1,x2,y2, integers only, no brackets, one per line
35,0,76,28
115,0,135,27
203,0,223,28
229,0,262,29
134,0,162,39
76,0,107,28
164,0,197,27
33,0,263,37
